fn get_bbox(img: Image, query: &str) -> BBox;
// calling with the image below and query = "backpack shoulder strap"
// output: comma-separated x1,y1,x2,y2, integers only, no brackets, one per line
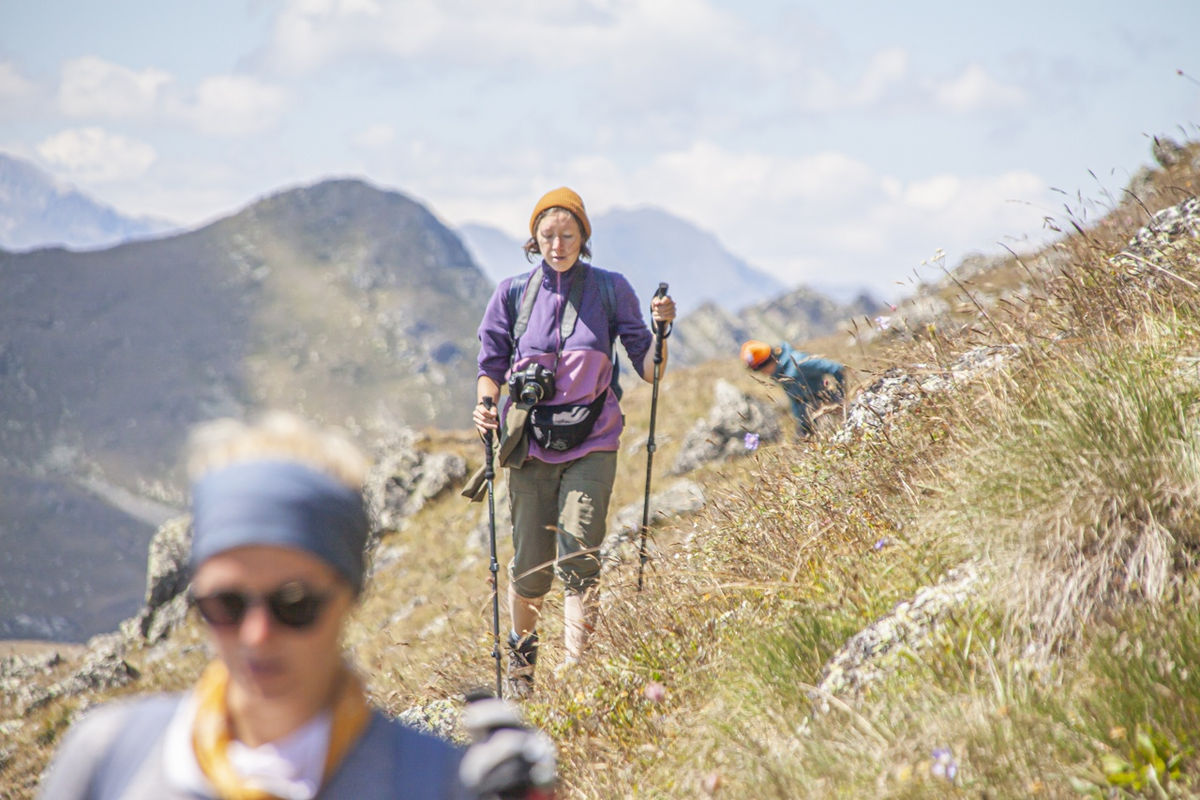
558,264,588,344
592,268,623,400
508,268,541,349
596,268,618,344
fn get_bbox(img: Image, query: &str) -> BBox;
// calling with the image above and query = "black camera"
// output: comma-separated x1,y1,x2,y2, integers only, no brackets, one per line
508,363,556,405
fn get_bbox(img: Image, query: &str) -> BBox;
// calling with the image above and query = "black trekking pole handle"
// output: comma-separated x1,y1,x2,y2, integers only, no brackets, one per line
482,397,496,481
638,282,669,592
652,282,672,344
482,398,503,698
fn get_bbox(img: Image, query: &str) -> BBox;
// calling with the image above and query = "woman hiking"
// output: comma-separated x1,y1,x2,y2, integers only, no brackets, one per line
472,187,676,697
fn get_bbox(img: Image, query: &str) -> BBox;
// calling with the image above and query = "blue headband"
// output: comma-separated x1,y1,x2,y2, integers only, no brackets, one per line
191,460,369,592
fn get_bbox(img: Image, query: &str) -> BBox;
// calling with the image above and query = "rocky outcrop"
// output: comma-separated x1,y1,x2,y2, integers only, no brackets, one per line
1110,196,1200,284
1152,136,1188,169
835,345,1020,442
671,380,783,474
365,432,468,535
673,288,882,367
601,480,706,567
1,632,139,717
610,480,706,541
812,562,980,711
396,698,464,741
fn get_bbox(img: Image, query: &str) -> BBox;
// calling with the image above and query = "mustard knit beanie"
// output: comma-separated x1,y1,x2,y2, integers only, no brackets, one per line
529,187,591,240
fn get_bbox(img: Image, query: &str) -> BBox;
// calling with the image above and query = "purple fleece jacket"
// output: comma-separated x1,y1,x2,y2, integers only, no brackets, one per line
477,260,653,464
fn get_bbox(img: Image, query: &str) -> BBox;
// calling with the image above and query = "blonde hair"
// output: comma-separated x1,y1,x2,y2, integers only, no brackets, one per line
186,411,369,489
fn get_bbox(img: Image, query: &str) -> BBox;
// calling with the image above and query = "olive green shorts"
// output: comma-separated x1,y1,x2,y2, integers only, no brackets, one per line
507,449,618,599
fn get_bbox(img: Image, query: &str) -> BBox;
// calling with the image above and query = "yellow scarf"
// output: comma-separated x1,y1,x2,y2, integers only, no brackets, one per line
191,660,371,800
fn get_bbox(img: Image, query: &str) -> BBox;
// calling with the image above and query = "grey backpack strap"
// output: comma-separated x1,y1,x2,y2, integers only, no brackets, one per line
596,269,617,345
594,268,622,400
512,265,589,361
557,264,588,344
510,268,542,346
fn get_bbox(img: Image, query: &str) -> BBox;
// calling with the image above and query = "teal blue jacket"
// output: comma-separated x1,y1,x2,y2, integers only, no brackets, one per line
771,342,845,435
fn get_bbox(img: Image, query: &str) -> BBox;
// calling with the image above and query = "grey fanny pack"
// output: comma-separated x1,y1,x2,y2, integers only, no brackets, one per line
526,391,608,452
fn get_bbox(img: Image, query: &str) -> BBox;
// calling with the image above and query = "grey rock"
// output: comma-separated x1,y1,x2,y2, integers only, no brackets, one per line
1152,136,1187,168
835,345,1019,442
395,698,462,741
670,379,783,474
116,515,195,643
610,480,707,542
1110,196,1200,287
812,562,979,711
1127,166,1157,201
0,650,64,715
8,634,138,716
143,593,191,644
365,432,468,534
671,287,882,368
602,480,706,565
144,516,192,609
0,649,61,680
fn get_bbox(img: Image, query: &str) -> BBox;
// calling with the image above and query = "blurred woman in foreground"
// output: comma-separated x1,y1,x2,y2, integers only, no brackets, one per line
39,412,465,799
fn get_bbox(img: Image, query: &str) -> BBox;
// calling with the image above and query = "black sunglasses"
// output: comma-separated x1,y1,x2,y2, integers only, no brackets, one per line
189,581,333,630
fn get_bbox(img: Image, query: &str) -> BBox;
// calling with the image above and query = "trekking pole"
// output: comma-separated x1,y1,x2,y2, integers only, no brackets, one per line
482,397,503,698
638,283,671,592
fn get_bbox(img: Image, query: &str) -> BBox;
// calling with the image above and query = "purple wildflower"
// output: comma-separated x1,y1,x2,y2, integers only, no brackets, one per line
931,747,957,781
744,432,760,451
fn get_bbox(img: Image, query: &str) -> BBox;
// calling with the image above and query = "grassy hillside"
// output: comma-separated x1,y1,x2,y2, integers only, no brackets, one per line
4,139,1200,798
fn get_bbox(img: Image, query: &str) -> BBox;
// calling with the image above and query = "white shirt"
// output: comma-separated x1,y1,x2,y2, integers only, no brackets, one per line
161,691,332,800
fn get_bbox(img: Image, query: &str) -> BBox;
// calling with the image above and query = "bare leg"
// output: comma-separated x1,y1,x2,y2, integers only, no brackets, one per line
563,588,598,662
510,585,543,638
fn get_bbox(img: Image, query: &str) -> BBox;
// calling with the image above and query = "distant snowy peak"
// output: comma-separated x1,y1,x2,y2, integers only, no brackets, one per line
458,206,788,314
0,153,176,252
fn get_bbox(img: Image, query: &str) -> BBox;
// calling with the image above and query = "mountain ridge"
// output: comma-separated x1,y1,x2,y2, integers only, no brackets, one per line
0,177,492,640
0,153,175,252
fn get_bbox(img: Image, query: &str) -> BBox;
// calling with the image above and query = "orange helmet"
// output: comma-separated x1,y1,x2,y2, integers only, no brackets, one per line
740,340,773,370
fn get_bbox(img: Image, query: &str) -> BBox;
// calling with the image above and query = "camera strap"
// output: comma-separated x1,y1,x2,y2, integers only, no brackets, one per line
510,263,589,371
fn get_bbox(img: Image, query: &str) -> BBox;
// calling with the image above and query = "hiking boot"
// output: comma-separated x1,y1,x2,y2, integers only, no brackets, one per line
507,631,538,698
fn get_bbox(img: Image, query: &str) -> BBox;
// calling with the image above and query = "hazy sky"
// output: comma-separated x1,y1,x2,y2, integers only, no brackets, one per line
2,0,1197,300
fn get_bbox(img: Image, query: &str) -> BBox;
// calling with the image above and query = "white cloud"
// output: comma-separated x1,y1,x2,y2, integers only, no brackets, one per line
904,175,961,210
935,63,1026,112
171,75,289,136
0,60,35,99
850,47,911,106
496,141,1054,297
53,56,286,137
58,57,172,117
353,123,396,149
36,127,157,183
258,0,746,74
383,132,1053,297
